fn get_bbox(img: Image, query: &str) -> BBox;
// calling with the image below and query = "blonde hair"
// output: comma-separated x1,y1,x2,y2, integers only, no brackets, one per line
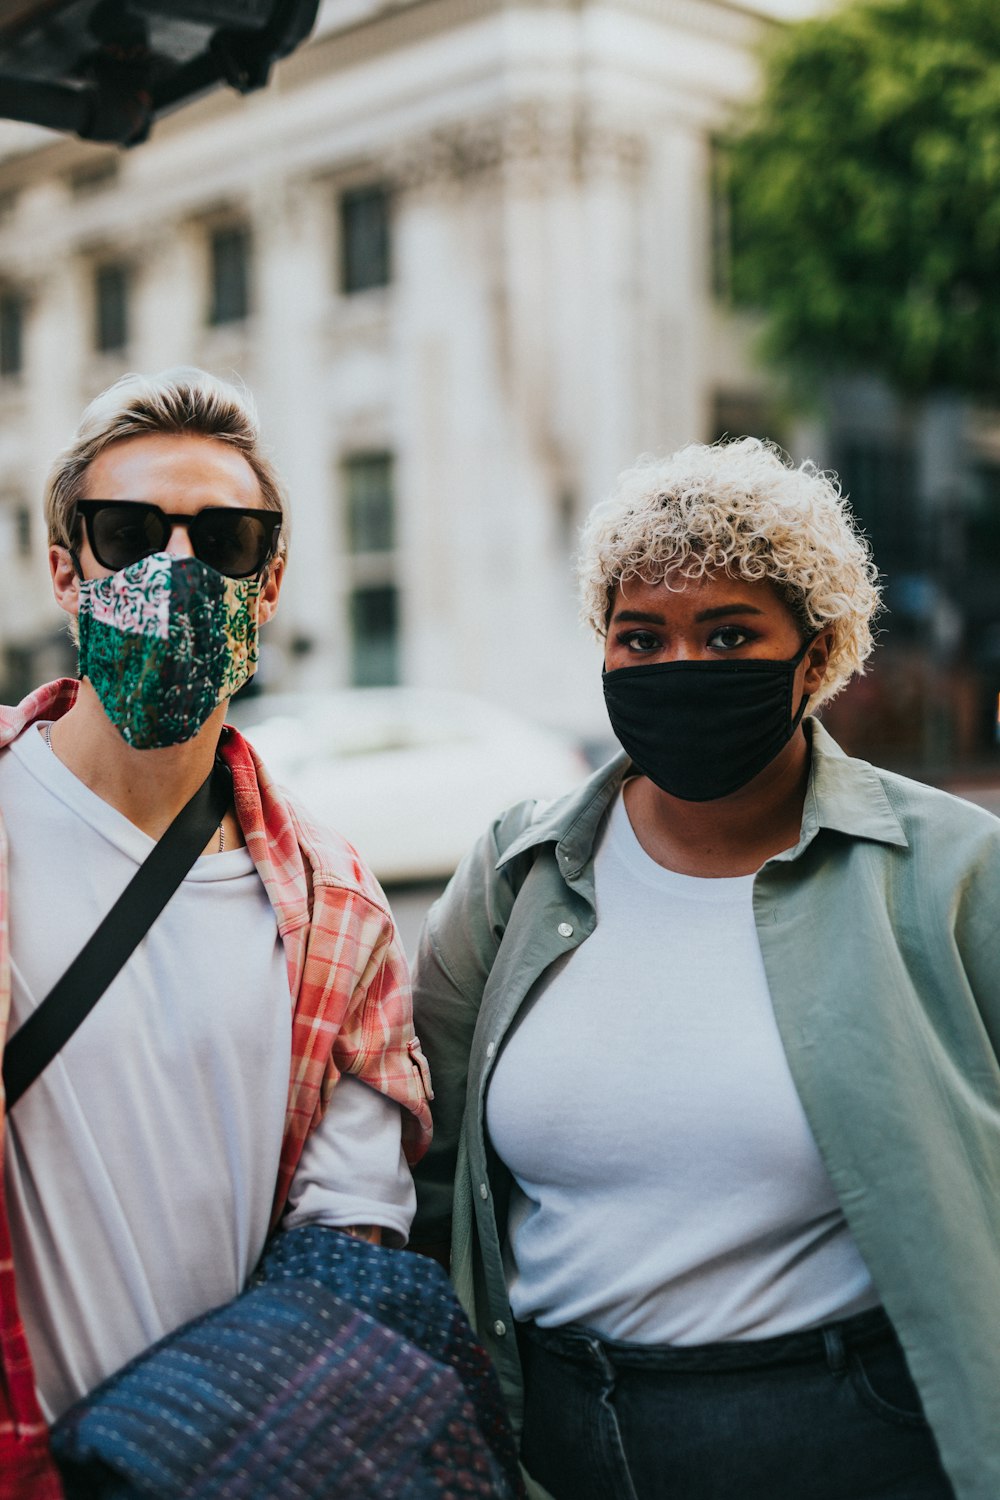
44,367,289,559
578,437,880,709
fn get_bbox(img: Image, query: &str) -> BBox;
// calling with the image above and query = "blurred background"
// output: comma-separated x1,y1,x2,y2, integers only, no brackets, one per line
0,0,998,941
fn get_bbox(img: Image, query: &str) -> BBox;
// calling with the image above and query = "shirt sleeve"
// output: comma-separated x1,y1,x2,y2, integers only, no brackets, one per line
410,805,537,1251
282,1073,417,1246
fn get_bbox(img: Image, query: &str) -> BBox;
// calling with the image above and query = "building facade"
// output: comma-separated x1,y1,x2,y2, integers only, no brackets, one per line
0,0,792,736
17,0,1000,774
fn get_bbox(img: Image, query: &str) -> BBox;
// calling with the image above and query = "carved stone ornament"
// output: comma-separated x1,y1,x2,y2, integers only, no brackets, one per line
389,100,647,194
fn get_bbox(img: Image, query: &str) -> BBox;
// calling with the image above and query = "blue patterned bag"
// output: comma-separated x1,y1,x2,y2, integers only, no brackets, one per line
50,1227,524,1499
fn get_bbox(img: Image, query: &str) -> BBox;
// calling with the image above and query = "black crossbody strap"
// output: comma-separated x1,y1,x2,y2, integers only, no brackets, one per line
2,757,232,1111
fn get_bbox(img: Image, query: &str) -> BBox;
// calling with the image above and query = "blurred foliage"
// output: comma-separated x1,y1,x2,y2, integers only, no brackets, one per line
725,0,1000,397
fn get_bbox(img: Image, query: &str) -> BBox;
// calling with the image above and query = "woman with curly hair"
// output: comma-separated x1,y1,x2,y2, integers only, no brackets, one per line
411,438,1000,1500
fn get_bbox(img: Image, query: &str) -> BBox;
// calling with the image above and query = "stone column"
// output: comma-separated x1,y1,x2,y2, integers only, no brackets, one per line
20,194,87,662
133,221,203,371
249,174,339,691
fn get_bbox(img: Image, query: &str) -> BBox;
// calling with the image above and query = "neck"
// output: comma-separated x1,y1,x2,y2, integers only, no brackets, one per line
624,727,812,877
47,680,226,841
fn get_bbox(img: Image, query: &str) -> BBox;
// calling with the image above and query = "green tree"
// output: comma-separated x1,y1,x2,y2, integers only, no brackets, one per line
726,0,1000,398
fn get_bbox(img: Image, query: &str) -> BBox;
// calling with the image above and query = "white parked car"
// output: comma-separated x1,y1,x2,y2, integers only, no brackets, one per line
229,688,590,884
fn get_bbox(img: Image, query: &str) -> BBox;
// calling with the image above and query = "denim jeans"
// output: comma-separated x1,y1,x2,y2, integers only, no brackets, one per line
518,1307,955,1500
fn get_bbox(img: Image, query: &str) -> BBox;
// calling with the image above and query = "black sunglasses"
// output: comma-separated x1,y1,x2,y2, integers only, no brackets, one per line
73,500,282,579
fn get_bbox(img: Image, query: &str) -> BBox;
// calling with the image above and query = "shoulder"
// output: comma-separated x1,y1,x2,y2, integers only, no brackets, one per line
430,754,627,914
225,724,394,926
875,772,1000,920
0,679,79,751
874,765,1000,855
838,752,1000,907
876,764,999,823
422,796,545,949
281,787,394,912
809,718,1000,864
422,757,626,989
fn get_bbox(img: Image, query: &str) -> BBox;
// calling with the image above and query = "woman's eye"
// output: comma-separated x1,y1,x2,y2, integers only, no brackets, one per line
623,630,660,653
708,625,751,650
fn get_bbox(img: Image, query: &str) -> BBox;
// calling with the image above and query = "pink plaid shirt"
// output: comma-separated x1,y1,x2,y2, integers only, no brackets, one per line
0,680,433,1498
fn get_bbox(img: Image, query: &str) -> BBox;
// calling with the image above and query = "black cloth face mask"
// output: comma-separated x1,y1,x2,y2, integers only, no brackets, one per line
602,635,816,802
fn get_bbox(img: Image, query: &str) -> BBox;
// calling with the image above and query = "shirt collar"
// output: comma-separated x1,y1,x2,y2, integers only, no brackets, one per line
496,717,908,877
496,751,630,878
0,678,80,749
799,718,908,849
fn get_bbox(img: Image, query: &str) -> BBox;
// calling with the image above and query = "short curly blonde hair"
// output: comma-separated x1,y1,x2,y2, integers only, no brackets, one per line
578,437,880,710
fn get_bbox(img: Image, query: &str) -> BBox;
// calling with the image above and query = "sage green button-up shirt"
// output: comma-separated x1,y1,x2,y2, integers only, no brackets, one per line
412,721,1000,1500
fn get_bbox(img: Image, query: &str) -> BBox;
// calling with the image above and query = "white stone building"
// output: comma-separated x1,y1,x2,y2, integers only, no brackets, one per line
0,0,798,735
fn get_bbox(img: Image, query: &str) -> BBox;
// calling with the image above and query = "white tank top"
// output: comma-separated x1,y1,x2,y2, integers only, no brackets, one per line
486,787,878,1344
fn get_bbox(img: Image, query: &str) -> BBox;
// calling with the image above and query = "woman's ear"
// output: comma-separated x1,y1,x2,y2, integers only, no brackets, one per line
803,629,834,695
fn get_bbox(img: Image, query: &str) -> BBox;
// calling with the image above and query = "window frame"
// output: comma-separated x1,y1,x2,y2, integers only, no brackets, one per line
93,260,130,354
341,450,400,687
207,222,253,327
0,289,25,379
339,183,392,296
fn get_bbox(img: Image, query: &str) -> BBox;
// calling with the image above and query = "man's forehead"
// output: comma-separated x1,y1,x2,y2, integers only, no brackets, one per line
82,432,263,505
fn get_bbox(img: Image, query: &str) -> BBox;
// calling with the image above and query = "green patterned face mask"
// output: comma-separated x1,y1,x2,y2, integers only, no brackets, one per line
77,552,262,749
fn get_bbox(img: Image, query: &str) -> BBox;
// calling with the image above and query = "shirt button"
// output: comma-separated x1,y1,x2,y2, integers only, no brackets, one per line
493,1320,507,1337
486,1041,495,1059
479,1182,489,1200
557,921,573,938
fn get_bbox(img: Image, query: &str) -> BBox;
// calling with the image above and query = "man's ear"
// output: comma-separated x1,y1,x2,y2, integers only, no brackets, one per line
258,556,284,626
50,545,80,619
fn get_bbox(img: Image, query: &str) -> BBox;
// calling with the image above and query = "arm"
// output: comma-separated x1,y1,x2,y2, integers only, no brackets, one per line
283,1073,416,1247
338,1225,383,1244
410,804,539,1258
951,818,1000,1056
272,880,432,1231
408,919,479,1262
321,885,434,1164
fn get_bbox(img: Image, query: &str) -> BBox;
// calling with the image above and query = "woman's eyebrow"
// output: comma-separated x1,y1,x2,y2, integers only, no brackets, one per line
612,604,767,624
612,610,667,625
693,604,766,622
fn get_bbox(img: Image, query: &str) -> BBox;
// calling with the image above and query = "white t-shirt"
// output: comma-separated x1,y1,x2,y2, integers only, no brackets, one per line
1,724,414,1420
486,787,878,1344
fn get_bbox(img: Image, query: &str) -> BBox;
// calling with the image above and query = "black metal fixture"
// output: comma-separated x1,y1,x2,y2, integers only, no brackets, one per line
0,0,320,146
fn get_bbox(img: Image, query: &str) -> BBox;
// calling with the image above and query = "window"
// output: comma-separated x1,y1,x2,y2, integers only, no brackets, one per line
340,185,391,294
833,437,920,576
208,225,251,325
343,453,399,686
709,391,784,448
969,464,1000,571
349,586,399,688
0,498,32,560
15,503,31,557
0,291,24,378
708,137,733,303
346,452,395,553
68,160,119,197
556,486,577,553
94,262,129,353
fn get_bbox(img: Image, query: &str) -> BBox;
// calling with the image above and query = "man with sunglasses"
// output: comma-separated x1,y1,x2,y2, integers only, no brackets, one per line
0,368,433,1495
